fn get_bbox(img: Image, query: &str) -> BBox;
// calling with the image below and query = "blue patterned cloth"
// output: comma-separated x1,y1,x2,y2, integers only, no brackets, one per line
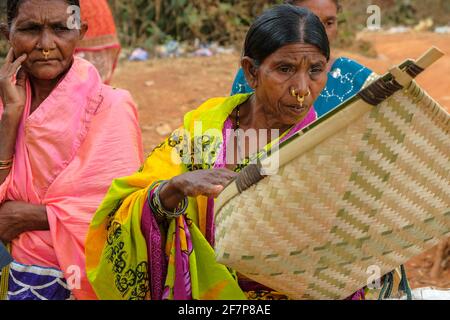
1,262,72,300
230,57,373,117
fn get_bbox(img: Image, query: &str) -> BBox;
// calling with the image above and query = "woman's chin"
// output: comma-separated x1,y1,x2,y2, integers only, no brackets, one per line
283,105,312,125
29,68,65,81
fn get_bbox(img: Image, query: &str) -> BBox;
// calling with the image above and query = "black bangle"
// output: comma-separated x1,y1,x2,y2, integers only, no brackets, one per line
149,180,188,220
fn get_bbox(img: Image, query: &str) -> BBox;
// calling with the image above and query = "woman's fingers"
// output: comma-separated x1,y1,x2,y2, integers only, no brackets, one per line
8,53,27,77
1,51,26,83
10,53,27,71
210,169,237,186
15,67,27,88
199,170,236,198
210,184,225,198
176,169,238,199
218,170,238,186
214,168,238,180
183,181,225,198
194,184,224,199
5,48,14,64
0,49,13,75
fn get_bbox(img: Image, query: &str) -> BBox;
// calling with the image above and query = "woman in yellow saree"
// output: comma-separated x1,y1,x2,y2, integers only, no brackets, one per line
86,5,335,300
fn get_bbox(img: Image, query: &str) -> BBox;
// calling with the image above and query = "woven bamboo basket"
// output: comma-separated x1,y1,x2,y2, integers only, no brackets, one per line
214,47,450,300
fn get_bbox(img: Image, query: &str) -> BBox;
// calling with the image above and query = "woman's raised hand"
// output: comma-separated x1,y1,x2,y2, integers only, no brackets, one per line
159,169,238,211
0,48,27,119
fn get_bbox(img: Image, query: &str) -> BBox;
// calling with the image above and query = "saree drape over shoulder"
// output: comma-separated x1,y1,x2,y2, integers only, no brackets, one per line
0,57,144,300
86,94,318,300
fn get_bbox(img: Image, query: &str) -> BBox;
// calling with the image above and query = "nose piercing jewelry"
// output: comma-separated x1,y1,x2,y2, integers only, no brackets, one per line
296,90,311,107
290,87,297,98
42,49,50,60
290,87,311,108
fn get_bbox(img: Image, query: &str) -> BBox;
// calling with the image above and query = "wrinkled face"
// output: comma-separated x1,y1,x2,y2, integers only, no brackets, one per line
295,0,338,43
251,43,328,127
8,0,85,80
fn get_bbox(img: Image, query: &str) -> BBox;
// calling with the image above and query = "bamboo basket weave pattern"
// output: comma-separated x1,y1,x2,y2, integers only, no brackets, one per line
214,48,450,300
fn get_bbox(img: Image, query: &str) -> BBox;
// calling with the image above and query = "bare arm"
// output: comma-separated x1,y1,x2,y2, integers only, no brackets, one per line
0,49,27,185
0,111,22,184
0,201,49,242
159,169,237,211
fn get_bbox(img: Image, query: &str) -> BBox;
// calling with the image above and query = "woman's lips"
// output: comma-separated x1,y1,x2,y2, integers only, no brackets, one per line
286,104,308,113
33,59,58,64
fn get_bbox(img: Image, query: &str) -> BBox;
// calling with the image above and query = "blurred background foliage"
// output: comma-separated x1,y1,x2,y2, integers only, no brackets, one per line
107,0,279,49
0,0,449,57
108,0,450,55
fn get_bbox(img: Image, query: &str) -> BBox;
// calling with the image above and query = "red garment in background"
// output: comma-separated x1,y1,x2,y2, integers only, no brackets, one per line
76,0,121,84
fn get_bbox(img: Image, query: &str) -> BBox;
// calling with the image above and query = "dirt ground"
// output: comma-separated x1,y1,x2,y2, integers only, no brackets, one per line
111,31,450,291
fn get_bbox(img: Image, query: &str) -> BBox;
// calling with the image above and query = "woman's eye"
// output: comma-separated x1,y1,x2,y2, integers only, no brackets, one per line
53,25,70,32
19,26,40,33
310,67,323,75
279,66,294,73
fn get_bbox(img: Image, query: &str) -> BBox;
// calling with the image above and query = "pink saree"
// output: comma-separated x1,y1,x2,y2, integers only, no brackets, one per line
0,57,144,299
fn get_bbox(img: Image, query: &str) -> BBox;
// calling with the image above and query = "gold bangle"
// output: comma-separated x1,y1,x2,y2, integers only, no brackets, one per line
0,158,13,164
0,158,13,170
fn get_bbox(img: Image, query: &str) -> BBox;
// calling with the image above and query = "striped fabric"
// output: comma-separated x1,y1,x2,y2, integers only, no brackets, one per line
0,263,72,300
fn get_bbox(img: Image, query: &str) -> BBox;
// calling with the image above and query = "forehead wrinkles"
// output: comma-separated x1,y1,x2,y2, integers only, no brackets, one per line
311,7,337,20
272,46,325,64
303,0,337,15
15,0,70,24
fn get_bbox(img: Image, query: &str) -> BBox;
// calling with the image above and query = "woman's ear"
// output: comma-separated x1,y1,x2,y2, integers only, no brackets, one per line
0,23,10,42
79,22,88,40
241,56,259,89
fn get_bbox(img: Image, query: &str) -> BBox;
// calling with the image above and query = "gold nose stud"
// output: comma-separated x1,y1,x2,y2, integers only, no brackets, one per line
42,49,50,60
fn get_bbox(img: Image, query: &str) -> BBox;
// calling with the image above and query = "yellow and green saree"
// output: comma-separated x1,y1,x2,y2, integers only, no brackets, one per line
85,93,318,300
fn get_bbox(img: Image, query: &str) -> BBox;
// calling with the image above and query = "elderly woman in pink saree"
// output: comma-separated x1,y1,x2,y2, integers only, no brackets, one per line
0,0,143,300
